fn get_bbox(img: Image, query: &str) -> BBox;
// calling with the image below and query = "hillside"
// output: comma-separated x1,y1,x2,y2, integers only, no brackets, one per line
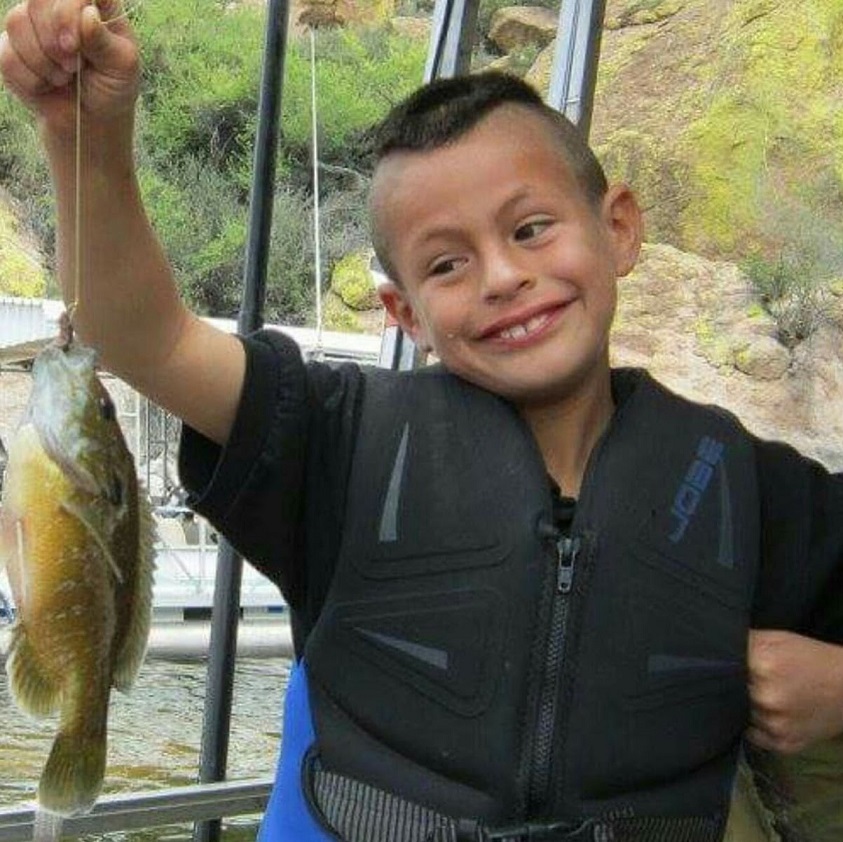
581,0,842,262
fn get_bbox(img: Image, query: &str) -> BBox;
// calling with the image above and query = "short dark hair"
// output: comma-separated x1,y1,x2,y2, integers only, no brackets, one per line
369,72,608,280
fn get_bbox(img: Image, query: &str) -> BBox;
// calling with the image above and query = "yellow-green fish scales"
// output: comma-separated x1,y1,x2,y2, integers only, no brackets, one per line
0,340,154,816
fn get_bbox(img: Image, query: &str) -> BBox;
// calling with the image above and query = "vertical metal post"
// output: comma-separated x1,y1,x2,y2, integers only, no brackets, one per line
547,0,606,136
424,0,479,81
193,2,290,842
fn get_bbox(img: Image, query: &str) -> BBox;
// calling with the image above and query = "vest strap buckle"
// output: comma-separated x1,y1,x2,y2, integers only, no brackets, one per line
477,817,601,841
427,817,601,841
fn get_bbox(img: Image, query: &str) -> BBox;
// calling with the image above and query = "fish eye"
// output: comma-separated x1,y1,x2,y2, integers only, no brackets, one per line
99,397,116,422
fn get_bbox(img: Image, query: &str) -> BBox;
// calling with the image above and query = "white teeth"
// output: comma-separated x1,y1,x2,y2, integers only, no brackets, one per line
498,313,548,340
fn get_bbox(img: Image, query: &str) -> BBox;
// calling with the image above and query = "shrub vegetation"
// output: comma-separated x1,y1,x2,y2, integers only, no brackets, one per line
742,179,843,346
0,0,426,324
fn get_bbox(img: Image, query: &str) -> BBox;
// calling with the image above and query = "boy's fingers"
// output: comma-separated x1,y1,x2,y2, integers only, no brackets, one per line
79,3,136,73
27,0,89,73
0,30,64,105
3,4,71,88
94,0,127,29
93,0,133,40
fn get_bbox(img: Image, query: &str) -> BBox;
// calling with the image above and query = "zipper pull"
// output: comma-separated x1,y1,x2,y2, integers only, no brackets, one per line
556,535,580,593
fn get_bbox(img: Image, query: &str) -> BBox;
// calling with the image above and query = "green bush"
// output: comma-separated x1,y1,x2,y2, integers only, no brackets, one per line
741,253,794,308
741,249,834,348
134,0,264,180
741,174,843,346
0,0,427,324
265,187,318,326
0,94,54,248
281,26,427,170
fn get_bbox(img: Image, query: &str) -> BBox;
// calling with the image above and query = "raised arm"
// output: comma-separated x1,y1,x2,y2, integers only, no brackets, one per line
0,0,244,444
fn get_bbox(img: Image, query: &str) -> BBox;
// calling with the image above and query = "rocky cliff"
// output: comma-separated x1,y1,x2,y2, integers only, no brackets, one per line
613,244,843,470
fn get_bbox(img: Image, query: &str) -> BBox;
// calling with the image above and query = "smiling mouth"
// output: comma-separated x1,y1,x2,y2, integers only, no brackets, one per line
489,309,559,342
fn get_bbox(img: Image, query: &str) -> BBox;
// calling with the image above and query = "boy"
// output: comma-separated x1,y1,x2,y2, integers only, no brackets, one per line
1,3,841,840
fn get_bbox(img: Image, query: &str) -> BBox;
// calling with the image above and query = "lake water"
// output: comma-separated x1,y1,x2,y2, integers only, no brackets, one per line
0,655,291,840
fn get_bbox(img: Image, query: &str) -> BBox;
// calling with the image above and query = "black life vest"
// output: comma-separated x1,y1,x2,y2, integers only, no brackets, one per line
303,366,759,836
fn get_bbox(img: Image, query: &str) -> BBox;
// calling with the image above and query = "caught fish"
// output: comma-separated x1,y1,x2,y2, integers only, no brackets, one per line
0,330,154,816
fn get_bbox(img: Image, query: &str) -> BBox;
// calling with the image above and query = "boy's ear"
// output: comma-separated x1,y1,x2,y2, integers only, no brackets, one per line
377,282,429,349
603,184,643,278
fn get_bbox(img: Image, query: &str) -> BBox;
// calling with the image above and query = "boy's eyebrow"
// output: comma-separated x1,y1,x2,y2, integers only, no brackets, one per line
494,187,540,221
412,187,542,249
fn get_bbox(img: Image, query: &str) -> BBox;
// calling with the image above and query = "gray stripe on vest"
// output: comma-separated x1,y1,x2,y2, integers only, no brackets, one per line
717,460,734,568
356,628,449,670
379,422,410,543
648,654,742,674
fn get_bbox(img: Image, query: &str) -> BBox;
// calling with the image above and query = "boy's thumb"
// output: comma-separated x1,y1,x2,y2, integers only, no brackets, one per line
79,3,130,68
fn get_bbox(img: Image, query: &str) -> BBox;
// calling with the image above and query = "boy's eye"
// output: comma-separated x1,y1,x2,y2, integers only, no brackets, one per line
429,257,464,277
514,219,552,242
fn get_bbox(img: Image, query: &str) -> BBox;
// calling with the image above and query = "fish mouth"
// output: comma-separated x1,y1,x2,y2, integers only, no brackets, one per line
28,340,104,497
34,341,98,376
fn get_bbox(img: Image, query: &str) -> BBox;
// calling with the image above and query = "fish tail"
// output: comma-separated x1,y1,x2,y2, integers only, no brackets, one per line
38,728,106,817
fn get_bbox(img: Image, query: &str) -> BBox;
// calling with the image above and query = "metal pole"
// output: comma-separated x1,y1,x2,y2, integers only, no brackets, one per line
193,3,290,842
547,0,606,136
424,0,479,81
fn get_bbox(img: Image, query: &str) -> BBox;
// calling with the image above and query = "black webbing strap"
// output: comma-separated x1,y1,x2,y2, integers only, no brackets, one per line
311,766,725,842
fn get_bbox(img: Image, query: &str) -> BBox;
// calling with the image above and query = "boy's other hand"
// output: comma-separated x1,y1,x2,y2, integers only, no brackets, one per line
747,629,843,754
0,0,139,137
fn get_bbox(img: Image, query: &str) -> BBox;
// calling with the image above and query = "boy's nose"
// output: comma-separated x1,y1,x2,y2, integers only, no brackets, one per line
480,252,535,301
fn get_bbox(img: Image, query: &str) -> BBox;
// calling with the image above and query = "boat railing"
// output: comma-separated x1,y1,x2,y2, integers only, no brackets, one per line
0,779,272,842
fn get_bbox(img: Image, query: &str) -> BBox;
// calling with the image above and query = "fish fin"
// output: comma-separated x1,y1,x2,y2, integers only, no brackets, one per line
38,728,106,816
5,626,62,717
112,491,156,691
59,500,125,585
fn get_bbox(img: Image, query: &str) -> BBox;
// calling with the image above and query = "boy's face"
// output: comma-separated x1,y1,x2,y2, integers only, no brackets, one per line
373,105,642,409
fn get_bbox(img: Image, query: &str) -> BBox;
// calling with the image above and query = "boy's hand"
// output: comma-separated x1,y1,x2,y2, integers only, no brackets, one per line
0,0,139,137
746,629,843,754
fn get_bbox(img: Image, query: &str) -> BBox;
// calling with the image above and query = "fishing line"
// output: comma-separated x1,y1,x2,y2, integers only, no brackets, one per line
68,52,82,332
68,2,135,334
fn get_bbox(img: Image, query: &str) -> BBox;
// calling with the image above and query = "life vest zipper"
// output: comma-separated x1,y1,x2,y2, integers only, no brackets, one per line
528,531,581,812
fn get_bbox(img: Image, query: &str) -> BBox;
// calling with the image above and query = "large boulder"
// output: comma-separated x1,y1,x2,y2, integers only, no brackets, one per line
296,0,396,28
612,242,843,471
488,6,558,54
